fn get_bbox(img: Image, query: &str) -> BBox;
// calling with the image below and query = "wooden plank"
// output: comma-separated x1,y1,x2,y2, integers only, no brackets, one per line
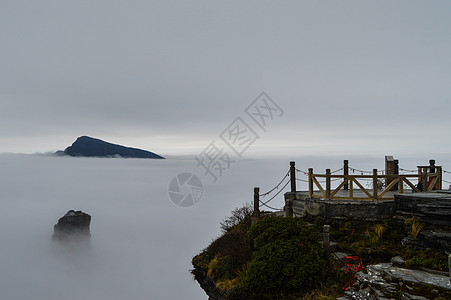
312,176,326,197
428,176,438,191
349,180,353,198
352,178,373,198
326,169,331,199
331,196,394,201
308,168,313,198
403,178,421,192
378,178,400,198
373,169,378,200
330,180,347,198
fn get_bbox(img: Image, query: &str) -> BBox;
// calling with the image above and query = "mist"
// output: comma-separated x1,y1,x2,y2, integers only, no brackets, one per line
0,153,450,299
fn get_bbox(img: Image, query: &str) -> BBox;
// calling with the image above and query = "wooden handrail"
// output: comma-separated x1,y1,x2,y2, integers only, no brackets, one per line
306,168,441,201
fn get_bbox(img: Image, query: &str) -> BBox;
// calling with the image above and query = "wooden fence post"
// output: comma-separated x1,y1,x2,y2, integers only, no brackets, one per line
394,159,399,191
326,169,331,199
429,159,436,172
290,161,296,193
308,168,313,198
438,166,442,190
252,187,260,224
344,160,349,190
422,171,428,192
429,159,436,190
373,169,378,200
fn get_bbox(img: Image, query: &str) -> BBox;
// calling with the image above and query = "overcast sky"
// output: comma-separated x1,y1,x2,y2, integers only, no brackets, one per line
1,1,450,156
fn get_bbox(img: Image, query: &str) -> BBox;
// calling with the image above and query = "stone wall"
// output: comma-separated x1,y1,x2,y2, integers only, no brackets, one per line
394,191,451,226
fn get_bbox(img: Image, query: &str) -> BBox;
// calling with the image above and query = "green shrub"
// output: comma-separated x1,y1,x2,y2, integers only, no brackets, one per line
209,255,241,280
248,217,316,249
194,215,252,270
245,217,329,298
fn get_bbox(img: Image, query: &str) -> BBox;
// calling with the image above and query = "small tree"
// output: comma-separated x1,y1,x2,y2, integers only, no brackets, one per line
220,204,253,233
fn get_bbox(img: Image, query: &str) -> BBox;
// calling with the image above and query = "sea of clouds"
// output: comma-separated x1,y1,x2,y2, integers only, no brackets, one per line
0,153,449,300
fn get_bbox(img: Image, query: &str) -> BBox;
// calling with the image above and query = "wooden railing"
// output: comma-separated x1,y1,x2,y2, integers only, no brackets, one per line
307,167,442,201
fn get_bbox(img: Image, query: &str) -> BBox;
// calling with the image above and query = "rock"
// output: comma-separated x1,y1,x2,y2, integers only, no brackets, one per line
391,256,406,266
394,192,451,226
348,263,451,299
401,230,451,254
404,294,429,300
333,252,351,262
191,267,226,300
418,230,451,255
62,136,164,159
53,210,91,242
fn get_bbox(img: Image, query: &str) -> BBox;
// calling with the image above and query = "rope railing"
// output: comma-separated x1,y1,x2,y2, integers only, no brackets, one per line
254,160,450,220
260,180,290,208
399,167,417,173
259,170,290,197
295,168,309,176
331,167,344,174
259,202,284,211
348,167,385,174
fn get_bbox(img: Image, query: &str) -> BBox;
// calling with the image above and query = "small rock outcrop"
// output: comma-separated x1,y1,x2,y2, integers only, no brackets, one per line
53,210,91,242
395,191,451,226
61,136,165,159
343,262,451,299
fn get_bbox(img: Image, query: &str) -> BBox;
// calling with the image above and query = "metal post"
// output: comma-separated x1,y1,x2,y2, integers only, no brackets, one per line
326,169,331,199
344,160,349,190
394,159,399,191
373,169,378,200
290,161,296,193
252,187,260,224
323,225,330,255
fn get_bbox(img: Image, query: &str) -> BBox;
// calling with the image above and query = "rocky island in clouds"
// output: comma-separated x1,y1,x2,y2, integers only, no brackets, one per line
57,136,164,159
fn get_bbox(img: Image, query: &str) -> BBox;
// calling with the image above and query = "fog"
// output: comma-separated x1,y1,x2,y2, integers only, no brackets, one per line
0,153,450,300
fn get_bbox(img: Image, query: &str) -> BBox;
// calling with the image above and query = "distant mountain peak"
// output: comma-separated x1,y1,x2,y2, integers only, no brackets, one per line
61,136,164,159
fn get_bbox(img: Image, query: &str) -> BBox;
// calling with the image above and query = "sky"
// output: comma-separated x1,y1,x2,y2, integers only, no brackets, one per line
1,1,451,157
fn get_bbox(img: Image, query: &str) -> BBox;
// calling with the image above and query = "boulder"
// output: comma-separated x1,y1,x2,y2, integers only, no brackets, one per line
53,210,91,242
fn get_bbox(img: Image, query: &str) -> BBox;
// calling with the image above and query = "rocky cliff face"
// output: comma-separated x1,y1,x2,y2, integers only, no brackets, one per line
394,191,451,226
53,210,91,248
62,136,164,159
191,267,226,300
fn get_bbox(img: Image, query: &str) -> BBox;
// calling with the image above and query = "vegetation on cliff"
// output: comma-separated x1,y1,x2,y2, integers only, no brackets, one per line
192,205,450,299
192,206,344,299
